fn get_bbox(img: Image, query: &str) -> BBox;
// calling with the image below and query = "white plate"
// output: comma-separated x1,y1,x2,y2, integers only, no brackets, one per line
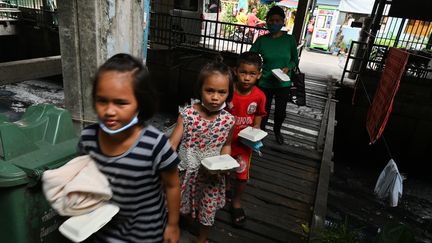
59,204,120,242
238,127,268,142
272,68,290,82
201,154,239,171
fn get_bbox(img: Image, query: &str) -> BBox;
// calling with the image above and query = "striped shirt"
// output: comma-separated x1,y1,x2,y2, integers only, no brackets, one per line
78,124,180,243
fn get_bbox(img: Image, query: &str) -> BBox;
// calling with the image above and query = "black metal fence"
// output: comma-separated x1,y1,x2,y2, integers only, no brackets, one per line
340,0,432,85
0,1,20,20
341,41,432,84
374,1,432,50
0,0,57,29
149,12,268,53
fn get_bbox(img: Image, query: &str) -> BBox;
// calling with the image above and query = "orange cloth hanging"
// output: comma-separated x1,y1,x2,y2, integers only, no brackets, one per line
366,48,409,144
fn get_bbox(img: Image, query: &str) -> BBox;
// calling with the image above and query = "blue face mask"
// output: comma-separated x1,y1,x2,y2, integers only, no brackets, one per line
99,113,139,135
268,23,284,33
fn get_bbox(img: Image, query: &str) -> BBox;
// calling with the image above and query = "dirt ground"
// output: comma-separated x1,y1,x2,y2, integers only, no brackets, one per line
326,160,432,242
300,49,432,242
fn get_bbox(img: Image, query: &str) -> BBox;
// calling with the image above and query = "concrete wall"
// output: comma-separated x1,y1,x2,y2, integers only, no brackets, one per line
58,0,145,127
334,71,432,176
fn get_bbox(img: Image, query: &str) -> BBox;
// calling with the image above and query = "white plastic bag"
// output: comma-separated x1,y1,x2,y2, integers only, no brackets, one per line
374,159,403,207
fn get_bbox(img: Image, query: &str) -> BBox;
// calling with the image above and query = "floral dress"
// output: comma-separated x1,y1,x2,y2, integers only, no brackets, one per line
178,105,235,226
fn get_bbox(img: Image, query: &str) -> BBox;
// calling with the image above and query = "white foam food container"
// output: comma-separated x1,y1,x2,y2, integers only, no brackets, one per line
238,126,268,142
201,154,239,171
59,204,120,242
272,68,290,82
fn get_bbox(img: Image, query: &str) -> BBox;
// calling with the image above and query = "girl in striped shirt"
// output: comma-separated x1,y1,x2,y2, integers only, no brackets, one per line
78,53,180,243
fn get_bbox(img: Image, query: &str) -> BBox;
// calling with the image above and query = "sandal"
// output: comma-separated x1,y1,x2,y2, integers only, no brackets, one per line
226,189,233,203
231,207,246,227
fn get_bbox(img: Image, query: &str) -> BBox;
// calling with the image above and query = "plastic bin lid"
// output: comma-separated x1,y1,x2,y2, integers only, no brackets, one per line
0,104,78,187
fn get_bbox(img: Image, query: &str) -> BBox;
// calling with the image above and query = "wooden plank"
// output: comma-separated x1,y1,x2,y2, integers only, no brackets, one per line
282,117,322,131
264,134,317,151
247,178,314,205
217,211,305,243
268,106,323,122
258,148,320,170
253,156,318,183
254,156,317,176
181,216,268,243
210,220,272,243
240,190,311,220
309,101,336,241
253,154,318,179
220,199,305,233
0,56,62,85
255,155,318,175
245,180,313,213
249,170,315,198
316,97,331,151
223,199,307,236
265,140,322,161
216,219,304,243
267,120,319,139
214,211,304,243
250,166,316,193
266,129,318,147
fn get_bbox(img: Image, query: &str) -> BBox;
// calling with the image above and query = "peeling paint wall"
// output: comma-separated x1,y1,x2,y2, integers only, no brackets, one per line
103,0,144,58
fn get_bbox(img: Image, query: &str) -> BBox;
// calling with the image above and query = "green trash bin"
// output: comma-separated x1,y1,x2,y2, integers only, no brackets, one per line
0,104,79,243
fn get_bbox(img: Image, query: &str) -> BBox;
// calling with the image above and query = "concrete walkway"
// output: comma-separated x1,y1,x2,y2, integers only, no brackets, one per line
299,49,344,81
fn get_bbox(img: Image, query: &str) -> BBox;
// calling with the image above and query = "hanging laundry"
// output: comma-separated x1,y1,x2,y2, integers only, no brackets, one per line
42,155,112,216
374,159,403,207
366,48,409,143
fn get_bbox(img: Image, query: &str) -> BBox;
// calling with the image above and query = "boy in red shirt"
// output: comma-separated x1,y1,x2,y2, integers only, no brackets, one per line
226,52,267,227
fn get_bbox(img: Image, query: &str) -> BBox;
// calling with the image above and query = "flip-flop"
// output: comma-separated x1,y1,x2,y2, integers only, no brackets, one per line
231,207,246,227
226,189,233,203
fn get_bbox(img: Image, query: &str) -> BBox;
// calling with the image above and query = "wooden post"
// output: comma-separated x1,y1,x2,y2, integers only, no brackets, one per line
292,0,310,44
57,0,146,130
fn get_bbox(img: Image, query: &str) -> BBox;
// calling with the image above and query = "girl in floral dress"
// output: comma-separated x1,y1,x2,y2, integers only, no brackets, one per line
170,60,235,243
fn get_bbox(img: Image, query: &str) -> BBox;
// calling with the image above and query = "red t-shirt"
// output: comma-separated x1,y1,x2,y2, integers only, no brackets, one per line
226,86,267,144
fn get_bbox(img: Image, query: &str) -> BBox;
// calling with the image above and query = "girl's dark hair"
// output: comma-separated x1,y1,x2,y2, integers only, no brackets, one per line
195,57,234,102
92,53,157,125
237,51,263,70
266,6,285,20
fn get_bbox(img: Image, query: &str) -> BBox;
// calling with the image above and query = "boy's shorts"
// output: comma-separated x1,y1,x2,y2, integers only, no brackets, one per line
231,143,252,181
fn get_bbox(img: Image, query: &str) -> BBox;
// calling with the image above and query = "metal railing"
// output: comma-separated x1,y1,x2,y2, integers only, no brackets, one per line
375,1,432,51
341,41,432,84
149,12,268,53
0,1,20,21
19,7,58,28
0,0,57,28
